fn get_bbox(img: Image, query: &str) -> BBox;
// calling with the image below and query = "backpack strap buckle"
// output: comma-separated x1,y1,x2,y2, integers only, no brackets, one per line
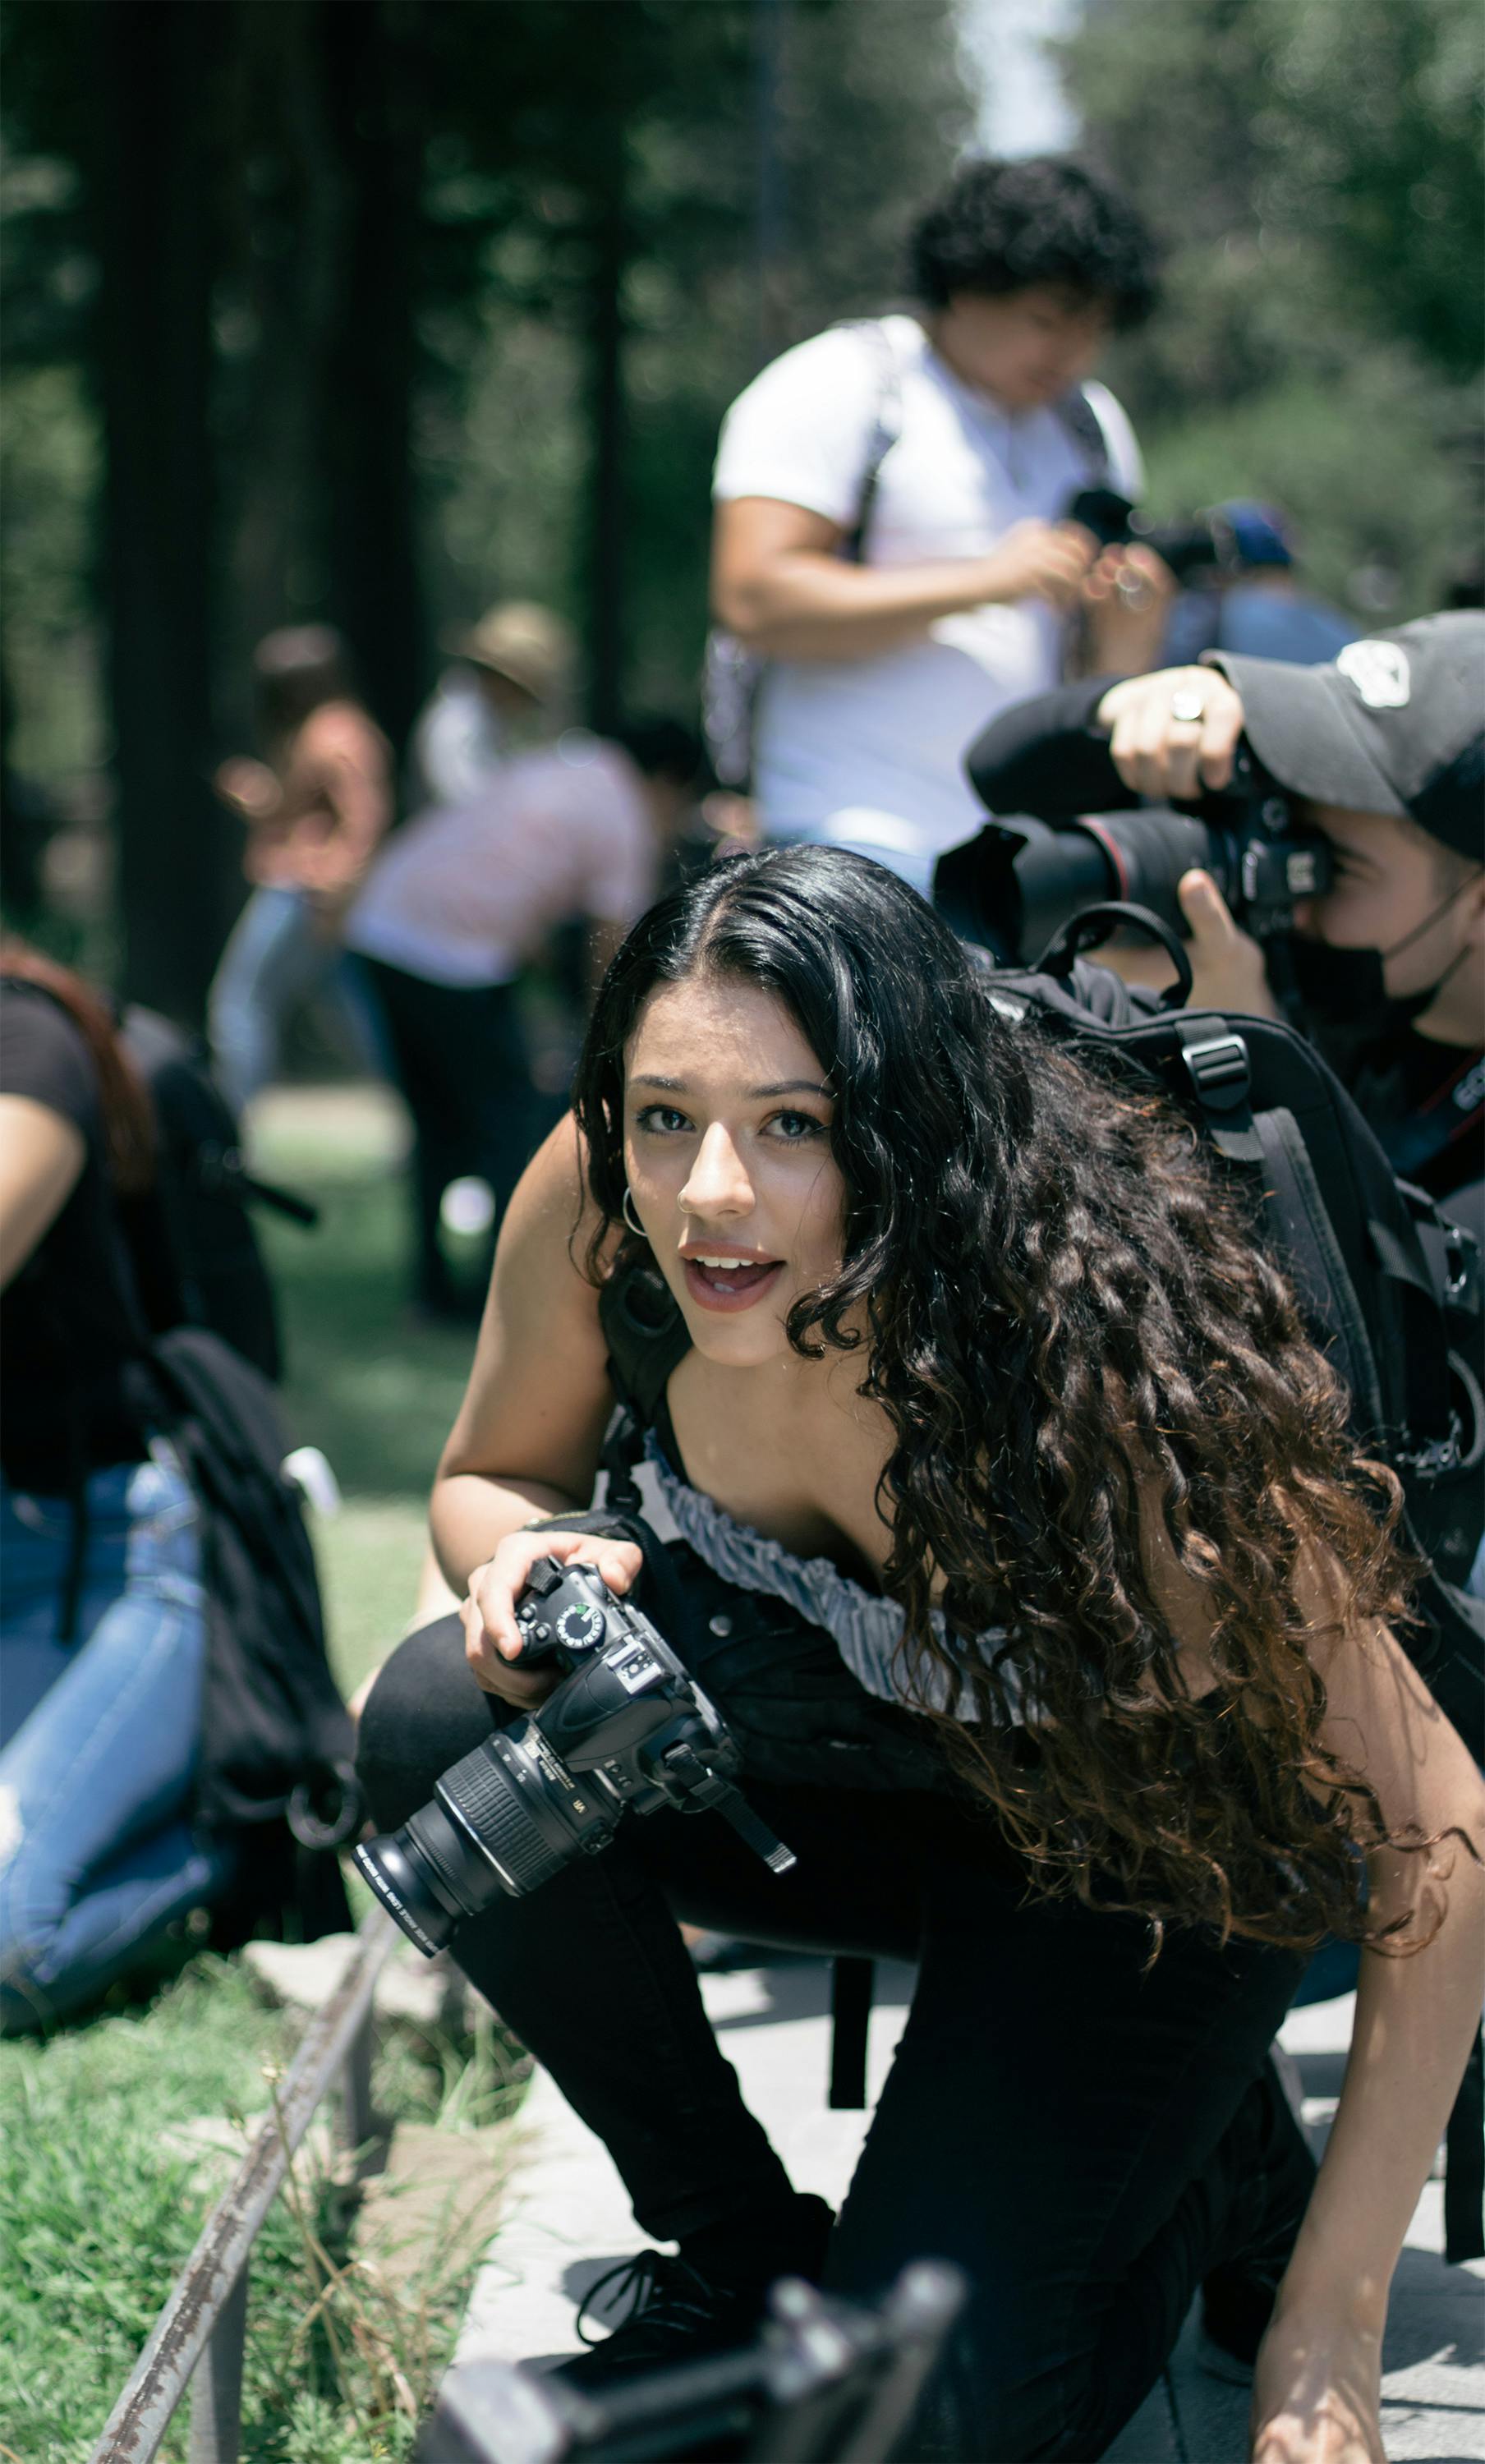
1442,1222,1480,1315
1395,1414,1464,1482
1179,1028,1252,1112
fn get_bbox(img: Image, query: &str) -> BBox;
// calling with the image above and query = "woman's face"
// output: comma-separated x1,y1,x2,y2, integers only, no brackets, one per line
622,972,847,1369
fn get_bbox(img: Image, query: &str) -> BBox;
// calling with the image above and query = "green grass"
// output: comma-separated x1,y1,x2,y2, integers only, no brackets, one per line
0,1087,521,2462
0,1959,526,2463
250,1085,478,1694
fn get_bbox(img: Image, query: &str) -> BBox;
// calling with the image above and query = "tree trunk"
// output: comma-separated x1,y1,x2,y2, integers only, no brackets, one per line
585,123,629,734
91,0,228,1022
319,1,427,754
218,0,353,736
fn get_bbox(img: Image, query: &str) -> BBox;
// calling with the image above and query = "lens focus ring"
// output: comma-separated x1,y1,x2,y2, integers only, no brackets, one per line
438,1741,576,1896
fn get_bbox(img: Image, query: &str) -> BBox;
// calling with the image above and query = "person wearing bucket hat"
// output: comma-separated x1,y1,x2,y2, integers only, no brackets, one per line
411,601,577,808
969,613,1483,1235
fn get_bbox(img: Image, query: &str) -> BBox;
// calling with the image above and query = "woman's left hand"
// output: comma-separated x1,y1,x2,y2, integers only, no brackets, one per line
1249,2305,1384,2464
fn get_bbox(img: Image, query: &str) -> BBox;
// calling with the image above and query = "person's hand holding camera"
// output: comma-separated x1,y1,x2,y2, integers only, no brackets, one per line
1097,664,1247,800
462,1527,643,1705
979,518,1099,613
1089,665,1282,1018
1174,867,1281,1019
1082,543,1177,677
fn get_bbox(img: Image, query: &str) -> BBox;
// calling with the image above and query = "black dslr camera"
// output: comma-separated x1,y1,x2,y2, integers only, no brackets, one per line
1067,483,1282,587
929,481,1331,968
356,1556,795,1956
937,743,1331,969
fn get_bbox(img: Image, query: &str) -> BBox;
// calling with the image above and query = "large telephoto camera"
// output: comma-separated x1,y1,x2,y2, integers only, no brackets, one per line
936,745,1331,970
934,481,1334,968
356,1556,795,1956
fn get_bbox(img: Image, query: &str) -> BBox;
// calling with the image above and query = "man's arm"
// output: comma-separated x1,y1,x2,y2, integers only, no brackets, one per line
711,497,1097,663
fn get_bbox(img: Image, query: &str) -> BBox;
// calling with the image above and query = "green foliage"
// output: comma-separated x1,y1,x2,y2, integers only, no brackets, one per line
1253,0,1485,383
1138,361,1479,618
1062,0,1483,620
0,361,102,783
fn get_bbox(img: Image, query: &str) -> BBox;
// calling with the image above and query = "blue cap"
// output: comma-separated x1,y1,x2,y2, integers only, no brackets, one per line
1210,501,1294,570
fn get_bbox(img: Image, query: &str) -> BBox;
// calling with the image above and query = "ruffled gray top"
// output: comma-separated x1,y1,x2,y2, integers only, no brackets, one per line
644,1430,1022,1724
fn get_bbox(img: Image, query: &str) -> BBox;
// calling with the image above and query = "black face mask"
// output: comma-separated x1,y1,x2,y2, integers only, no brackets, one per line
1288,882,1468,1039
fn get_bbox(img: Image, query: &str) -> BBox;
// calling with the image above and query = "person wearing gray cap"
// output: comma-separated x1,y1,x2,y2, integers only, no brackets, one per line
969,613,1484,1239
1097,613,1483,1234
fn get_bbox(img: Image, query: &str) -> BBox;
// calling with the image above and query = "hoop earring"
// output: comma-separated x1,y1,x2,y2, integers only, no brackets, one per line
622,1186,648,1239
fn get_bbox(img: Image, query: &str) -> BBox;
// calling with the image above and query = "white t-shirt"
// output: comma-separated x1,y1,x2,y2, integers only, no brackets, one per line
713,313,1142,862
346,736,656,988
409,673,507,808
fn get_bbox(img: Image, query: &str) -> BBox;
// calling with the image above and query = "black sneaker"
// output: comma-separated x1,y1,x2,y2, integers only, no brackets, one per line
554,2249,766,2388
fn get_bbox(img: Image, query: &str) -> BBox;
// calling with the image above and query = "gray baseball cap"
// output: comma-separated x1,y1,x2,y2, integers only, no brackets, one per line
1206,610,1484,861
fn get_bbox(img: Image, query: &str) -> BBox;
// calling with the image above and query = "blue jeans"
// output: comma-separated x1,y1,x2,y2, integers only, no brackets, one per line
209,884,386,1116
0,1453,235,2030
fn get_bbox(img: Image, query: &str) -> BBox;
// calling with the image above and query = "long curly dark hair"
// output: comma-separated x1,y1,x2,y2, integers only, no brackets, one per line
572,847,1445,1955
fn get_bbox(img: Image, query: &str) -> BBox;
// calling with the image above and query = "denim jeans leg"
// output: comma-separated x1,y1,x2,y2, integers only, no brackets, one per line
0,1455,230,2025
1,1469,132,1744
208,885,333,1116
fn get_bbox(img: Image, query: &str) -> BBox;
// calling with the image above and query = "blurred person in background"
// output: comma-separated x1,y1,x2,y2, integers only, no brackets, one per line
409,600,577,808
207,625,392,1120
344,719,704,1322
0,947,237,2029
1159,499,1359,669
709,154,1163,895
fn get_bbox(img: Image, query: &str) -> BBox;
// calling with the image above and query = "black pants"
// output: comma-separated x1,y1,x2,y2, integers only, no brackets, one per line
365,960,536,1314
359,1598,1308,2462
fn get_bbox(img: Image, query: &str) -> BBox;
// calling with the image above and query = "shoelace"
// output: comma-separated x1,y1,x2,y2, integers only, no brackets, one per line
574,2249,720,2347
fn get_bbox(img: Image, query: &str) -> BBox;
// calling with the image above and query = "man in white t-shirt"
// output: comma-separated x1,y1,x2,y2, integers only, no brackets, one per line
347,724,697,1317
711,156,1164,894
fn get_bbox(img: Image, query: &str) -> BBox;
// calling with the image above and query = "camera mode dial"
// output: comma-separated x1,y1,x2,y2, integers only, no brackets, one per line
555,1599,606,1652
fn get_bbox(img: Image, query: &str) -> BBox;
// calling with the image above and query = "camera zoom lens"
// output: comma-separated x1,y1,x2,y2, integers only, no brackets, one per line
437,1738,579,1896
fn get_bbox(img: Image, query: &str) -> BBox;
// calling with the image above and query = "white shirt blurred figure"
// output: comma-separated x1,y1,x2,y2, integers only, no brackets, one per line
408,600,577,807
710,157,1162,897
347,722,701,1320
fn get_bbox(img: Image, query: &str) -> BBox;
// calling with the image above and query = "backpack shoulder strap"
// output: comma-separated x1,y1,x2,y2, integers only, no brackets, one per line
837,317,906,563
1055,383,1113,485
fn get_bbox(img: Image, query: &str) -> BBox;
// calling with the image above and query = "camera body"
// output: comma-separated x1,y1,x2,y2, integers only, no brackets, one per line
357,1556,793,1956
1068,485,1278,586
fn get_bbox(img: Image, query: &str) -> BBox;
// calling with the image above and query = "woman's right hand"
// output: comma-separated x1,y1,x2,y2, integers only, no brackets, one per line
461,1528,644,1705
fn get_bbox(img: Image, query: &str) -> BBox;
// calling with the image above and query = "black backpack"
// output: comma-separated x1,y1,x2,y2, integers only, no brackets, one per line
124,1326,361,1939
981,917,1484,1763
117,1004,317,1383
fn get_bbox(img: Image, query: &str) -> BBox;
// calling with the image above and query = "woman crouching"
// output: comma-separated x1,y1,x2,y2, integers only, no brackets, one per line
359,847,1483,2464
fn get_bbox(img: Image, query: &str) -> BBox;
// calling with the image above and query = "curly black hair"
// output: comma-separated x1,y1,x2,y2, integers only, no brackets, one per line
572,846,1458,1957
908,155,1160,328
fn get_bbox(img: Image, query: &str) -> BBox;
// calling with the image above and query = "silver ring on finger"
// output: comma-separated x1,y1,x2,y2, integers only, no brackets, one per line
1169,688,1207,724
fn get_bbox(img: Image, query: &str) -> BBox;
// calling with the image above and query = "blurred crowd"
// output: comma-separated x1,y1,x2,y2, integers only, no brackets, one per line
2,148,1480,2040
